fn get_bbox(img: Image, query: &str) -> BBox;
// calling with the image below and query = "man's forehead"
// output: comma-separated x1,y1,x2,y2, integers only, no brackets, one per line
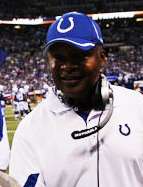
48,42,85,55
49,42,80,51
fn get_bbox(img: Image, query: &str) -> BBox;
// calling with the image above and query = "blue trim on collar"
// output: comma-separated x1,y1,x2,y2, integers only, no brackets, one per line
76,111,89,123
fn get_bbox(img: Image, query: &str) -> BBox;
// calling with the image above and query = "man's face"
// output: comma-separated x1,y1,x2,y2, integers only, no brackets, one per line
47,43,106,98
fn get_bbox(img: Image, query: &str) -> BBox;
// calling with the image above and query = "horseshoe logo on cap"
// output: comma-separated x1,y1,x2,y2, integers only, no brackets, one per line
57,17,74,33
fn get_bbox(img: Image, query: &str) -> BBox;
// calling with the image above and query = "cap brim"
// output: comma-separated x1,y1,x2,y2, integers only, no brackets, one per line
46,37,96,51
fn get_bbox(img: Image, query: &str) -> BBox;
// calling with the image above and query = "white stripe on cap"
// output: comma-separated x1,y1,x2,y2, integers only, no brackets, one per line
66,12,83,16
47,38,95,47
91,21,103,43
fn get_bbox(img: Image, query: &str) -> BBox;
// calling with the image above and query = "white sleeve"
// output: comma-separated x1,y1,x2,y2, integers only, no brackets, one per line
9,132,45,187
0,118,10,170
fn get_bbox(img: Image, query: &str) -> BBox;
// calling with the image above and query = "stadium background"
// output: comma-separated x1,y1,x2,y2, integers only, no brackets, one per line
0,0,143,146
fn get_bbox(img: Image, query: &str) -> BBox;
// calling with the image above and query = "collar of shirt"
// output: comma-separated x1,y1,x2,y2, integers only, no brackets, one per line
48,89,72,114
47,90,109,123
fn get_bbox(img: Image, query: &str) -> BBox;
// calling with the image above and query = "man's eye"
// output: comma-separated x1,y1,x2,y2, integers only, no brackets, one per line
55,58,65,65
54,55,65,62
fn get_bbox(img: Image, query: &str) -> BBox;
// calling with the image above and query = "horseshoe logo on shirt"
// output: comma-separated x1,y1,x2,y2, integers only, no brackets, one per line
57,17,74,33
119,124,131,136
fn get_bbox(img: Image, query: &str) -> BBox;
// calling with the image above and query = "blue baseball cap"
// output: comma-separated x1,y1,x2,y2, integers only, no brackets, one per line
46,12,103,51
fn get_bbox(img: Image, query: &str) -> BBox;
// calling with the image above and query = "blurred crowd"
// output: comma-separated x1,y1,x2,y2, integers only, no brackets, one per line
0,24,143,96
0,26,50,93
105,46,143,89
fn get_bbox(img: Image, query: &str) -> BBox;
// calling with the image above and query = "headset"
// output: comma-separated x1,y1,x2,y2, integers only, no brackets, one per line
71,74,113,139
70,74,113,187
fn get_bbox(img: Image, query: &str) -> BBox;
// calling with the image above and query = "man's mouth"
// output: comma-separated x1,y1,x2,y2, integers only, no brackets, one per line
60,75,83,85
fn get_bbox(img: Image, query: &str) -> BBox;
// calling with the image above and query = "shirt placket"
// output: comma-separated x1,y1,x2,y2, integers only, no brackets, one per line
86,111,102,149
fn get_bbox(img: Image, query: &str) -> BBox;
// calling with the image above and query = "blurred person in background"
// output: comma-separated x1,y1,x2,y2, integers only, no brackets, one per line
0,91,6,117
12,87,30,119
0,104,10,172
0,85,6,117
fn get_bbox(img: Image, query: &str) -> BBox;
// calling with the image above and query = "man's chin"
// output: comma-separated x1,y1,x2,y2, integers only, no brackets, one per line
61,86,89,99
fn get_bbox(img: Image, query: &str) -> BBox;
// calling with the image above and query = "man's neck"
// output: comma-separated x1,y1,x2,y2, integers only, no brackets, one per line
63,87,104,111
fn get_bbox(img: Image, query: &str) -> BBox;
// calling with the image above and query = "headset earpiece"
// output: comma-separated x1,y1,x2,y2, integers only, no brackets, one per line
94,74,113,110
101,74,113,105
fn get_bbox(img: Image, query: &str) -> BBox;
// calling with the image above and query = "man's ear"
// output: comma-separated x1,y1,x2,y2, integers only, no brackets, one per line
101,50,107,65
47,52,56,69
96,45,107,66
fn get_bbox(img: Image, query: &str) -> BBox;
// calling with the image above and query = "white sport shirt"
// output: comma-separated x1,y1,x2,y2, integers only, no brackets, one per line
9,85,143,187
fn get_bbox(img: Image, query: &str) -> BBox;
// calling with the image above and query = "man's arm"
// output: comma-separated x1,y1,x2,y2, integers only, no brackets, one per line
0,171,20,187
9,131,45,187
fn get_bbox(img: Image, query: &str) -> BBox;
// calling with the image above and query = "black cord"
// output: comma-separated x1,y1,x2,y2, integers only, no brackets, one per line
97,110,104,187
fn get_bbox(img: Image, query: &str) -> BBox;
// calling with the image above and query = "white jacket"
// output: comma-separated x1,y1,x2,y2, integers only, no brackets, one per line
10,85,143,187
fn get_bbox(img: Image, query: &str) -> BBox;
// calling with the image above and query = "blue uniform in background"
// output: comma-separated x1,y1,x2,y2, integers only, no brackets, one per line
0,105,10,170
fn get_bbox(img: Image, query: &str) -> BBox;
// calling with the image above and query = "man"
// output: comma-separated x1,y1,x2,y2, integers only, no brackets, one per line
10,12,143,187
0,104,10,172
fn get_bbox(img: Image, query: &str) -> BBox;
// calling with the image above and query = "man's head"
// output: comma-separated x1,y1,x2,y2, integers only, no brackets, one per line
45,12,107,102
